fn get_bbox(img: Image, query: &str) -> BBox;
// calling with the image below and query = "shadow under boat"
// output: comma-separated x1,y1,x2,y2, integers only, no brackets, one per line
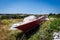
16,25,40,40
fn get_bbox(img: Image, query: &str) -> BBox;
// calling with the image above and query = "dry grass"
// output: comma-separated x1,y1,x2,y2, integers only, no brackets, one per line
0,19,23,40
0,19,51,40
0,18,59,40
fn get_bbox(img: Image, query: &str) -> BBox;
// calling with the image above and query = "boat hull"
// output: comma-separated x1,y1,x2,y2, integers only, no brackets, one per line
16,16,45,32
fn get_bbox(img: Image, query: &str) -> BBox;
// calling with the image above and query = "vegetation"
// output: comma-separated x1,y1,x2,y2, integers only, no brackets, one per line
0,19,23,40
0,14,60,40
48,13,60,18
1,15,9,19
28,14,60,40
0,14,29,19
28,20,52,40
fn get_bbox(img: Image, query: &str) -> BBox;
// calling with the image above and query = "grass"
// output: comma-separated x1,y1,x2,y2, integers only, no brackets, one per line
28,20,51,40
28,16,60,40
0,16,60,40
0,19,23,40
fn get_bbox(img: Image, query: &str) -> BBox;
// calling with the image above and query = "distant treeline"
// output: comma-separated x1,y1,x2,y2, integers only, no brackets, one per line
0,13,60,19
48,13,60,18
0,14,41,19
0,14,30,19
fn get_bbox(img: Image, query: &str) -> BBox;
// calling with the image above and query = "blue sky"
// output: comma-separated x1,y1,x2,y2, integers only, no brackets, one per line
0,0,60,14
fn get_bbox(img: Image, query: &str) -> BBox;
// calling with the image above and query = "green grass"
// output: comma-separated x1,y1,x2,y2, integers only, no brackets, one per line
0,16,60,40
28,20,51,40
50,18,60,31
28,16,60,40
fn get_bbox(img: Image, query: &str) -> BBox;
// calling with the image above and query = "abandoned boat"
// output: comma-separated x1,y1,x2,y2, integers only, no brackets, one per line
10,16,46,32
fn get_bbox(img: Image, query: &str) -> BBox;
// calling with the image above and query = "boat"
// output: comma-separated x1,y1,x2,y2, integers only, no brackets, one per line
15,16,46,32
